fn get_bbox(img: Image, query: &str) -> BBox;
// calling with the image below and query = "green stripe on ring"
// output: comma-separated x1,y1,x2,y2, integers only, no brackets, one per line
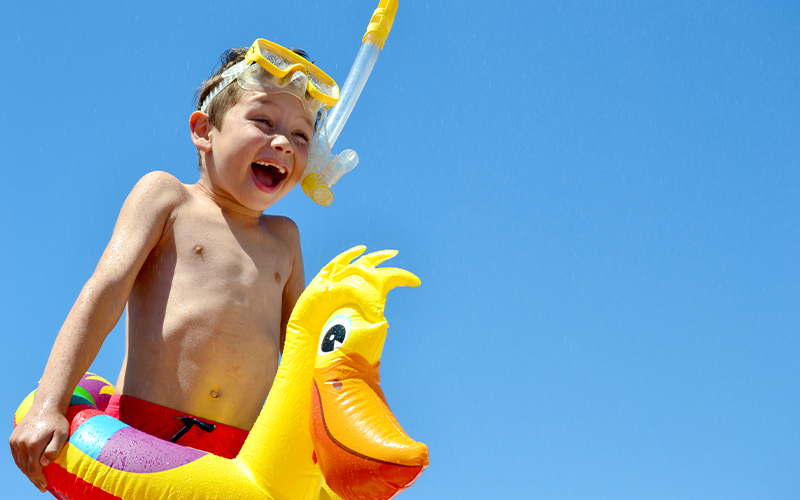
72,385,96,407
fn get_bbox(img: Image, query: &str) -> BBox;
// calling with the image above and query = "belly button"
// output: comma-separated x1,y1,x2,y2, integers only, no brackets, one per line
210,390,219,398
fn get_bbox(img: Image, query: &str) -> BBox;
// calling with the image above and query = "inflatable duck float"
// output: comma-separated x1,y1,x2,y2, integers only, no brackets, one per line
14,246,429,500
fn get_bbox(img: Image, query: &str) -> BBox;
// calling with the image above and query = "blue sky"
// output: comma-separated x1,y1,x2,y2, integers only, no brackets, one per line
2,1,798,498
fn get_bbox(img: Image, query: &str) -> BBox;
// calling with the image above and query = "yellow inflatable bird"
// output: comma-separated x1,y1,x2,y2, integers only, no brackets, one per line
14,246,429,500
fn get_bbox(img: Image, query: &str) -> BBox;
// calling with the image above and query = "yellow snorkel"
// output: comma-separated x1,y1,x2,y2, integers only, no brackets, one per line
301,0,398,206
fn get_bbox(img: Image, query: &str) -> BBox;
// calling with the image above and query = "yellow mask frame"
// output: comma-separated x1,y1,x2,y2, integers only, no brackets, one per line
243,39,339,107
200,38,339,115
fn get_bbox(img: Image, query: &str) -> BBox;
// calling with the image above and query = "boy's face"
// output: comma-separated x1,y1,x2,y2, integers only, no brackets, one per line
204,89,315,212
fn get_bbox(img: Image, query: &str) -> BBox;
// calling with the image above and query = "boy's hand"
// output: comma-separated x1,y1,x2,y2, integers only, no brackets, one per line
9,407,69,492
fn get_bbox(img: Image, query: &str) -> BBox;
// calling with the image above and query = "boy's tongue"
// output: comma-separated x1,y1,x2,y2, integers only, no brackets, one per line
252,163,283,188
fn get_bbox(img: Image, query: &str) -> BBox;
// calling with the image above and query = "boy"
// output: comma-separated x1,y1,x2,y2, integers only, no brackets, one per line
10,39,339,492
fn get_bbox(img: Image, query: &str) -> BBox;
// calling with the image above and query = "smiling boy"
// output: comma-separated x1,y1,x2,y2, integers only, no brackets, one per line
10,40,339,492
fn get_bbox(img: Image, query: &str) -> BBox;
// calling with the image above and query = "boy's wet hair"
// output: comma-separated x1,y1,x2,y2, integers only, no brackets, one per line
196,46,313,130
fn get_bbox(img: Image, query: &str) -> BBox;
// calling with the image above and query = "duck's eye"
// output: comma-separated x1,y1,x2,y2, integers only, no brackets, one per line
319,314,352,354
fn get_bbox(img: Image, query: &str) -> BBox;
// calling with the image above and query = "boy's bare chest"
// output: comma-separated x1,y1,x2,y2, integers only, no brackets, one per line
167,210,291,292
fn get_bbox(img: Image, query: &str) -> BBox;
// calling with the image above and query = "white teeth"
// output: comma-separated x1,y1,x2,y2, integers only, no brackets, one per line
255,161,287,174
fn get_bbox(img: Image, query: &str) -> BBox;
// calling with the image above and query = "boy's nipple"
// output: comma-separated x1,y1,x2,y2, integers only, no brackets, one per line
193,244,204,254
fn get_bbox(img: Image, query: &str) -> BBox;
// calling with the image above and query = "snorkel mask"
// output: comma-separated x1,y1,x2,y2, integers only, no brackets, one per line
200,39,340,117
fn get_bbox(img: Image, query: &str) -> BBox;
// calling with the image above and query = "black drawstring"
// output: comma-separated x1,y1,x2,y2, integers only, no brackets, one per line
169,416,216,443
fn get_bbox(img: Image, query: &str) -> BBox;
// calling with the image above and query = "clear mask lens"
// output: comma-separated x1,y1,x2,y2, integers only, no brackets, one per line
236,64,325,117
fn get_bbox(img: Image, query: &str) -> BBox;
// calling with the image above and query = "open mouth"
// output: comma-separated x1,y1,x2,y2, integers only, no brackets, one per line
251,161,288,190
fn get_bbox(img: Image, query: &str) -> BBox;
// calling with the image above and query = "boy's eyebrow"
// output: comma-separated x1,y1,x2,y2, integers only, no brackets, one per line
298,114,315,129
250,94,315,129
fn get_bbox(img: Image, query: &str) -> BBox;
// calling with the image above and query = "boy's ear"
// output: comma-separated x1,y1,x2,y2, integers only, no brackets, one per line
190,111,213,152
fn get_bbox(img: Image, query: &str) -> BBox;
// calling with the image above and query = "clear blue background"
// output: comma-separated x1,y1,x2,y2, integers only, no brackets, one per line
2,1,798,498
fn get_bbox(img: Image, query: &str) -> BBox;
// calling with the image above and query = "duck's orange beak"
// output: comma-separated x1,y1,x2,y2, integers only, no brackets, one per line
311,353,429,500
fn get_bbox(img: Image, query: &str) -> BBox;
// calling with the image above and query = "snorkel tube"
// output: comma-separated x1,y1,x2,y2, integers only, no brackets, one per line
301,0,398,206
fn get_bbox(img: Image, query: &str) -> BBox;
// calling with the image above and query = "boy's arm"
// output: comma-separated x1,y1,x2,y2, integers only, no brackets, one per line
9,171,182,492
279,218,305,354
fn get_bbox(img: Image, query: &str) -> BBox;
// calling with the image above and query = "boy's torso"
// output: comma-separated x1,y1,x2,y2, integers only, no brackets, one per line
117,180,296,431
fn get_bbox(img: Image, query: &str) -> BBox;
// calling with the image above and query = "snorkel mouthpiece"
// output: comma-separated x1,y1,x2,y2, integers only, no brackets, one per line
303,112,359,206
301,0,399,206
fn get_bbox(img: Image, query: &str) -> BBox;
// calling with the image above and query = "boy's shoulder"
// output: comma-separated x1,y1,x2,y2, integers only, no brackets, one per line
259,214,301,246
129,171,190,210
134,170,187,195
260,213,299,231
119,171,192,235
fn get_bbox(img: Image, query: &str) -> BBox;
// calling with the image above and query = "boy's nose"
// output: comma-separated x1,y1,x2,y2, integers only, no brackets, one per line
271,134,292,155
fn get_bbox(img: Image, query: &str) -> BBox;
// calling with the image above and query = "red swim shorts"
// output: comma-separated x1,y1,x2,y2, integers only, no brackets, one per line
105,394,249,459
